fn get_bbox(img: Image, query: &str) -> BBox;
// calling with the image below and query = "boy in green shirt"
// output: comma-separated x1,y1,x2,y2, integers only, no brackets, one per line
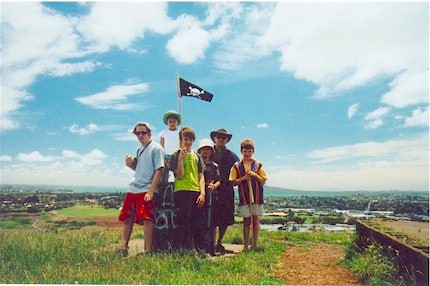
169,127,207,252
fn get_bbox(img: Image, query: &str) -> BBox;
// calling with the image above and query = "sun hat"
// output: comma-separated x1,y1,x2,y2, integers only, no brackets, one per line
210,128,232,143
133,121,152,133
163,110,181,125
197,139,215,153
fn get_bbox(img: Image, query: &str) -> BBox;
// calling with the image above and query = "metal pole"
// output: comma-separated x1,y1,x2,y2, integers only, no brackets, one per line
176,73,183,131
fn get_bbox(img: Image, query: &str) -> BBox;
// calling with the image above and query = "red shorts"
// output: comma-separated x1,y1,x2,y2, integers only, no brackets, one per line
118,192,154,225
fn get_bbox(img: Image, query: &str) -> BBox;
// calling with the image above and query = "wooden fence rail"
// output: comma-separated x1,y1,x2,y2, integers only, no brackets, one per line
356,220,429,285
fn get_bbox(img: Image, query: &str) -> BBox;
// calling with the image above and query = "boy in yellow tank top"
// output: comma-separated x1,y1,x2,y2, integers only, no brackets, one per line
169,127,207,253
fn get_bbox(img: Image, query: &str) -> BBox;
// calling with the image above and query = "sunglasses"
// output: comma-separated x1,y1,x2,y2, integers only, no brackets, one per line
134,131,149,136
216,136,228,140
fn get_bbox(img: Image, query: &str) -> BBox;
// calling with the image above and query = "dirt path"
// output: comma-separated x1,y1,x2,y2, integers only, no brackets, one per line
274,242,363,286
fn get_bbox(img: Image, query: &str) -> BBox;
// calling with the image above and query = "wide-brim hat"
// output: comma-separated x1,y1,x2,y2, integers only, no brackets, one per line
197,139,214,153
163,110,181,125
210,128,232,143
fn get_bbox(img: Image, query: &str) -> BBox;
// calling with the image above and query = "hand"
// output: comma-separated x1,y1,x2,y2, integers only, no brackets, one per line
246,170,256,177
144,192,153,203
178,148,187,159
125,155,135,168
207,182,216,192
196,193,205,207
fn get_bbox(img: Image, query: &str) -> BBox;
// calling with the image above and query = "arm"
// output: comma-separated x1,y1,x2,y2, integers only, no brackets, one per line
196,173,205,207
232,174,249,186
247,165,268,185
144,167,163,202
160,136,165,148
175,148,185,179
229,166,244,186
208,180,220,192
247,171,267,185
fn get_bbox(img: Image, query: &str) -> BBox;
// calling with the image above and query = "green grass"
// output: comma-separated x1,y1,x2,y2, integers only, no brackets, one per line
342,240,407,286
0,225,286,284
0,217,33,229
56,204,118,220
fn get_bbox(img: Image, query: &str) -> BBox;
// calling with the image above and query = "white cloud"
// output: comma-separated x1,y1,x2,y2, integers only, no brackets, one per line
365,119,383,129
364,107,391,129
62,150,80,158
257,123,269,128
258,2,428,101
1,2,174,130
80,149,107,166
166,17,212,64
347,103,360,119
16,151,54,162
268,134,429,191
212,3,274,70
49,61,102,77
1,3,95,131
381,70,429,108
78,2,174,52
75,82,150,110
404,107,429,127
268,165,428,191
0,155,13,162
306,135,428,164
69,123,99,135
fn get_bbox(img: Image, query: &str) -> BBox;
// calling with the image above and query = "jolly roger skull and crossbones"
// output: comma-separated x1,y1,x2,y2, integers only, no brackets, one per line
187,86,205,99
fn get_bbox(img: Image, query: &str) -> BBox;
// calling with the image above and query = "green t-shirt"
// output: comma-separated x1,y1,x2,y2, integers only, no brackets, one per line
169,150,204,192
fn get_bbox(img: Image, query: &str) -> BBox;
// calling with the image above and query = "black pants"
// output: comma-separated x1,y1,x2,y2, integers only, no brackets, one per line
174,191,208,251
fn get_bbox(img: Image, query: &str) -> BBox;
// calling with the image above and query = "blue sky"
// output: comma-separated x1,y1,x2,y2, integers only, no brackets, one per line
1,1,429,191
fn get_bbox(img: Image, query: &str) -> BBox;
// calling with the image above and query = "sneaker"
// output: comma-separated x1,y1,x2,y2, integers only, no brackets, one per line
119,247,129,257
215,244,226,254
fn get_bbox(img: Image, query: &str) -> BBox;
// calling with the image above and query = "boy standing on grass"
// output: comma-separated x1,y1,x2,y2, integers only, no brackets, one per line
119,122,165,256
229,139,267,251
210,128,239,254
197,139,221,256
169,127,207,253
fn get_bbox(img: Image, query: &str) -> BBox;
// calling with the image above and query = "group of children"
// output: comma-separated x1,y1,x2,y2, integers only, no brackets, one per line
118,110,268,257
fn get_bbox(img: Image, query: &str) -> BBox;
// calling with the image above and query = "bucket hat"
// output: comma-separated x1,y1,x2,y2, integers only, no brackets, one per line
163,110,181,125
197,139,215,153
210,128,232,143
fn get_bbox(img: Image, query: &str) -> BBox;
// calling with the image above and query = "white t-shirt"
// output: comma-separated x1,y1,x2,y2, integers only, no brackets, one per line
129,141,165,194
159,129,180,156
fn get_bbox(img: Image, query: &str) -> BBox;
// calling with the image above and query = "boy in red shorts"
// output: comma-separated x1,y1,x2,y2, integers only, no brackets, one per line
119,122,164,256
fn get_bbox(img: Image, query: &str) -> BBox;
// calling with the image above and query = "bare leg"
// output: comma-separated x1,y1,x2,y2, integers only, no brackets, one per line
251,215,260,249
143,220,153,253
121,221,134,251
243,217,251,251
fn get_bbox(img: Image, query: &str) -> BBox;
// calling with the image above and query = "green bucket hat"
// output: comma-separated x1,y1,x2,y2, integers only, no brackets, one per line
163,110,181,125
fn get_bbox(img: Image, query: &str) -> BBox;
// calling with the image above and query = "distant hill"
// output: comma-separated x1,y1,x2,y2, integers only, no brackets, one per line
263,185,429,197
1,184,428,197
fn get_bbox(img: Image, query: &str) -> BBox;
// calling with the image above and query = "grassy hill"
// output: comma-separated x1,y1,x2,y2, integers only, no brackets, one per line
0,224,357,284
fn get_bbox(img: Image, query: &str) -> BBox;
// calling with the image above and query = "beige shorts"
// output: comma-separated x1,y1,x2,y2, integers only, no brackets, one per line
239,204,264,218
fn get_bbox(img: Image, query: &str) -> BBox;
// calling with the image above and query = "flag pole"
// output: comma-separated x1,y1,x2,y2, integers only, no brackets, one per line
176,73,183,131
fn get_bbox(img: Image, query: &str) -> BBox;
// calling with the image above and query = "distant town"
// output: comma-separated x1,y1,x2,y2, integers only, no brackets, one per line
1,184,428,224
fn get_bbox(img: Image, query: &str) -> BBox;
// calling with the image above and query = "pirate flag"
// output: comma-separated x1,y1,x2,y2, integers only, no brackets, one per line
179,78,213,102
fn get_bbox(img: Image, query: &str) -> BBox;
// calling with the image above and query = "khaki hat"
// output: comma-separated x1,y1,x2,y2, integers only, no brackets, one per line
210,128,232,143
163,110,181,125
197,139,214,153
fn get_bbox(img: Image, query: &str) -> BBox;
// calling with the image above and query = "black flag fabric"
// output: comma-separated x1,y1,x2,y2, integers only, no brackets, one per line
179,78,213,102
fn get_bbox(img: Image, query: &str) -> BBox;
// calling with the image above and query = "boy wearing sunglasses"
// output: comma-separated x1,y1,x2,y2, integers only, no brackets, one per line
119,122,165,256
209,128,239,254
